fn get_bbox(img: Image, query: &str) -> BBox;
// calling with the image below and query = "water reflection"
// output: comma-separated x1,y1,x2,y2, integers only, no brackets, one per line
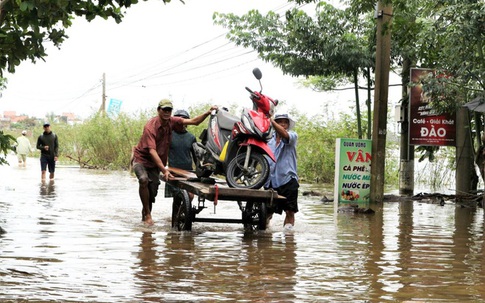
1,158,485,302
132,231,298,302
38,180,56,203
134,232,160,302
163,232,198,290
240,232,297,302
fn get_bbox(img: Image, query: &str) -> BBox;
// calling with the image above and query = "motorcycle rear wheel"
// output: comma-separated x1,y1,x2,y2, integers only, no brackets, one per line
226,152,269,189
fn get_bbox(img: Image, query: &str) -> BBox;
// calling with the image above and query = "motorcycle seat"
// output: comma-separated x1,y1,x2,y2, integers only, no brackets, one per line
217,110,239,131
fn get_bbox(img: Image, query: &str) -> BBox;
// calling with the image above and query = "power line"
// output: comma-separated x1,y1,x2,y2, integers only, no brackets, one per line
43,2,303,115
104,2,299,90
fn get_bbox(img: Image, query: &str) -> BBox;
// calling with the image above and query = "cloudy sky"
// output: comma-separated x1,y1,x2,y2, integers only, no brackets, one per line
0,0,401,121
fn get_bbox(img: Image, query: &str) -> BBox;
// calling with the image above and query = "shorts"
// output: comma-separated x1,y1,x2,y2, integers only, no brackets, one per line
266,178,299,214
164,182,182,198
40,156,56,173
133,162,161,203
17,154,27,163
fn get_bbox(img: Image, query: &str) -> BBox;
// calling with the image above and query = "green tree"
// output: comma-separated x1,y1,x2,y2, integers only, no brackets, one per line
410,1,484,112
0,0,181,165
0,0,179,76
213,3,375,139
0,130,16,165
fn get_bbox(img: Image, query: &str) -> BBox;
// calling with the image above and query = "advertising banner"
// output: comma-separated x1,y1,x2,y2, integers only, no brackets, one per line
334,138,372,204
409,68,456,146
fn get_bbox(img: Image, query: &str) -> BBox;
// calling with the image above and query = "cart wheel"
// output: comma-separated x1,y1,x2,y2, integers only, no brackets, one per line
242,201,267,231
172,189,192,231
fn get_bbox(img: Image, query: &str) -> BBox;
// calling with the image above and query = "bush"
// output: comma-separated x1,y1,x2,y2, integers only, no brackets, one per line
57,111,150,169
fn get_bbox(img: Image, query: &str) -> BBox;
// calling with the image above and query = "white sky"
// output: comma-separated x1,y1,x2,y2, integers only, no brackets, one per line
0,0,402,120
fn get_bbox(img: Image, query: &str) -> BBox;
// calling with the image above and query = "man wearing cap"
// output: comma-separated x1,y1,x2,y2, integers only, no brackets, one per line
15,130,33,167
265,112,299,230
36,123,59,181
165,109,197,221
132,99,217,226
164,109,198,203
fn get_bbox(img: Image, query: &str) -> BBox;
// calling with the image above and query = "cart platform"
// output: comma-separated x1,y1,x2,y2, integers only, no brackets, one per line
166,167,286,231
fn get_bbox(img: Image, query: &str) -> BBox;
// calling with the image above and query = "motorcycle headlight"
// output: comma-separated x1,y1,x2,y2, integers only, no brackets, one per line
242,116,255,135
263,127,274,141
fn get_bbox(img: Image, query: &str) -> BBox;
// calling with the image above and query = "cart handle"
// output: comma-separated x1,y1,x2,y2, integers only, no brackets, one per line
214,184,219,206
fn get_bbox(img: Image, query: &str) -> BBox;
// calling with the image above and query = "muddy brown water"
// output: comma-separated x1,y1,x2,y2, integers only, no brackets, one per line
1,155,485,302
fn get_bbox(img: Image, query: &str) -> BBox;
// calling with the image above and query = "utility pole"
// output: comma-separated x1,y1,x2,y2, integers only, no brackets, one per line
370,1,393,204
366,67,372,140
99,73,106,115
399,58,414,196
455,106,475,202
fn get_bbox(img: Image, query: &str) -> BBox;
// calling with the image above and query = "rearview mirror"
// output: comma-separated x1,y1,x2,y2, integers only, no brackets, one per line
252,68,262,80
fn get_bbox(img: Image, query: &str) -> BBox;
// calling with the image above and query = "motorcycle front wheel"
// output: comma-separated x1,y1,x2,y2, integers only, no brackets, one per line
226,152,269,189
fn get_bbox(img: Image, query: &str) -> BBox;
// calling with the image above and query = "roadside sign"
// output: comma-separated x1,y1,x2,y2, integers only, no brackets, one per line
409,68,456,146
334,138,372,205
107,98,123,117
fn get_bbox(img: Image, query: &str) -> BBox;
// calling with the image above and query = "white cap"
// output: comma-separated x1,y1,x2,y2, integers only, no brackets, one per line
21,130,27,135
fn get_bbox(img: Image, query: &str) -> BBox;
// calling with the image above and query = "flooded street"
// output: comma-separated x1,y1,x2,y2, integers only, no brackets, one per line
1,155,485,302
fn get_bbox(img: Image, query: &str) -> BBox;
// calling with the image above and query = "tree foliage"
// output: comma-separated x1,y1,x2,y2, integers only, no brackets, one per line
213,3,376,139
213,3,374,80
0,0,131,75
412,1,485,112
0,0,181,165
0,0,179,76
0,130,16,165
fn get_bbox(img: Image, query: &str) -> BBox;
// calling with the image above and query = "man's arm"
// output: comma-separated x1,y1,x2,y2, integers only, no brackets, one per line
183,105,218,126
148,148,172,181
36,136,43,151
54,135,59,157
271,118,290,140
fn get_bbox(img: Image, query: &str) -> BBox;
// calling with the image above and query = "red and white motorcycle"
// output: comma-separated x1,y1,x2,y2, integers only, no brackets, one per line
193,68,278,189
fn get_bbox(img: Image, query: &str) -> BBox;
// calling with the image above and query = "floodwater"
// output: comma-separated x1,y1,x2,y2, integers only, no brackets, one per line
1,155,485,303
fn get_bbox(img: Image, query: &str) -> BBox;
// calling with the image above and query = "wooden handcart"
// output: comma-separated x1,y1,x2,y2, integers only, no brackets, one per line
166,167,286,231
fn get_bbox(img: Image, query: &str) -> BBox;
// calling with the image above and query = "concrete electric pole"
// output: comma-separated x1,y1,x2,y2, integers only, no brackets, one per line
99,73,106,115
370,1,393,204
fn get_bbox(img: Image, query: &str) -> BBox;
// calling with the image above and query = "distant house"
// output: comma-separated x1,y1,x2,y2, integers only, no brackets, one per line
3,111,28,122
3,111,16,119
61,112,82,125
1,111,83,127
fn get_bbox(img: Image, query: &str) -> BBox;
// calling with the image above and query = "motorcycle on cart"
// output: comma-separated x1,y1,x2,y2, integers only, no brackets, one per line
192,67,278,190
170,68,282,231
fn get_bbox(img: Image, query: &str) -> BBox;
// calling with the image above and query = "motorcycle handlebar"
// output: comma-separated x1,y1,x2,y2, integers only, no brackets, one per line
245,87,260,100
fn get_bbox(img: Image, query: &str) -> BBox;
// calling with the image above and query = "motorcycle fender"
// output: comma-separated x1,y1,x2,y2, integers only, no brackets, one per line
219,141,230,162
246,137,276,162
